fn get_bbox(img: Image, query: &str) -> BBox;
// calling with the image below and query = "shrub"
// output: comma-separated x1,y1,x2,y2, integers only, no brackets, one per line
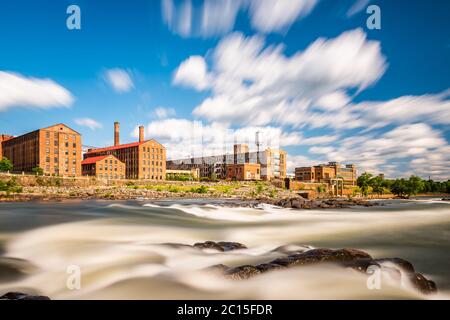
190,185,208,194
32,167,44,176
0,177,23,194
0,158,13,172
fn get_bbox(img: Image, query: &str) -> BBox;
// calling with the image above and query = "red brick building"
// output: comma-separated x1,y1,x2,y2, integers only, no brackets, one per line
83,122,166,180
1,124,82,176
82,154,126,179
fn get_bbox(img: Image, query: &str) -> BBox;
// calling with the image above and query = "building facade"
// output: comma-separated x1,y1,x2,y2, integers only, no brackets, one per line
1,124,82,176
81,155,126,179
167,144,286,181
0,134,14,160
295,162,357,186
226,163,261,181
83,123,166,180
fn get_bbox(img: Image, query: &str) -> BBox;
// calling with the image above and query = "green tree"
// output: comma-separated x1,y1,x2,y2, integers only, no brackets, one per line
32,167,44,176
357,172,373,196
0,157,13,172
405,176,424,197
369,175,384,196
391,178,408,198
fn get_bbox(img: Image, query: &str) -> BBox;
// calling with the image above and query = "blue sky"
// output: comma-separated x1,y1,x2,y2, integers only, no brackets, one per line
0,0,449,179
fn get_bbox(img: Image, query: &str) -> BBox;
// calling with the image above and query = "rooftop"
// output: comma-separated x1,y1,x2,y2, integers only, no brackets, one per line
81,155,110,165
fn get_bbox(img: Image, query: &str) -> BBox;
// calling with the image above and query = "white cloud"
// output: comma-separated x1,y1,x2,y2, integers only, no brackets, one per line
161,0,317,37
249,0,318,32
173,56,211,90
351,91,450,129
162,0,193,37
347,0,370,17
133,118,299,160
201,0,243,37
74,118,103,130
104,68,134,93
310,123,450,180
179,29,386,126
0,71,74,112
154,107,176,119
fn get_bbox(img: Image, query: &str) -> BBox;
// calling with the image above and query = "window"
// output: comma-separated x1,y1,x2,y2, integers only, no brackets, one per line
73,143,76,148
54,157,58,163
46,148,50,154
65,142,69,147
46,132,50,138
46,140,50,145
54,141,58,146
46,157,50,162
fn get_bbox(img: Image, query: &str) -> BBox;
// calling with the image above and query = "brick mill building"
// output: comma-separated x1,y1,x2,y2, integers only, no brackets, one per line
83,122,166,180
81,154,126,179
295,162,357,186
226,163,261,181
1,124,82,176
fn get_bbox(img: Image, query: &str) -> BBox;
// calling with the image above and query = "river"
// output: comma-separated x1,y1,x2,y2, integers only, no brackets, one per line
0,198,449,299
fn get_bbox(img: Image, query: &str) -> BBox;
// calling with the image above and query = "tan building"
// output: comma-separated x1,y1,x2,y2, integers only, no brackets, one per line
1,124,82,176
84,122,166,180
167,144,286,181
81,154,125,179
166,168,200,181
226,163,261,181
295,162,357,186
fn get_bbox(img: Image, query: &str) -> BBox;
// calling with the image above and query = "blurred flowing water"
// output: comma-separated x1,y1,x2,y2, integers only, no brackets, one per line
0,198,449,300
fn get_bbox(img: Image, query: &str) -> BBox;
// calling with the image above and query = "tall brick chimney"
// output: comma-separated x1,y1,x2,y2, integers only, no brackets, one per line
114,122,120,146
139,125,145,142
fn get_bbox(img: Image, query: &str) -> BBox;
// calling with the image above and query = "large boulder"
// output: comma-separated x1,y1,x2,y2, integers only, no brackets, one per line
0,292,50,300
193,241,247,252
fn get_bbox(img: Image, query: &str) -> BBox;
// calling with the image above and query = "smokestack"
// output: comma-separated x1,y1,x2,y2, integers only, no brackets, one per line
114,122,120,146
139,125,145,142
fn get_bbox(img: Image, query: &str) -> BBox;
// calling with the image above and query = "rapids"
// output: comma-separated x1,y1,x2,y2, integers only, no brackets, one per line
0,198,449,299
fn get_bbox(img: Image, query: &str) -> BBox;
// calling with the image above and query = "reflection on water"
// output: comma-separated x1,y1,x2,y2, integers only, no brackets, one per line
0,199,449,299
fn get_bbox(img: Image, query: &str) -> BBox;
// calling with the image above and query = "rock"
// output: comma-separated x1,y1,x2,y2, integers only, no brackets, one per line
194,241,224,251
409,273,438,295
256,263,286,273
204,264,231,273
374,258,415,274
270,248,372,267
0,292,50,300
193,241,247,252
217,241,247,251
344,258,380,273
225,265,261,280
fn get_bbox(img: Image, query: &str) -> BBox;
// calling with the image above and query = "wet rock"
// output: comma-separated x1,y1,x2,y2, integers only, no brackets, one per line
217,241,247,251
374,258,415,274
193,241,247,252
0,292,50,300
409,273,438,295
224,265,261,280
344,258,380,273
204,264,231,273
256,263,286,273
270,248,372,267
